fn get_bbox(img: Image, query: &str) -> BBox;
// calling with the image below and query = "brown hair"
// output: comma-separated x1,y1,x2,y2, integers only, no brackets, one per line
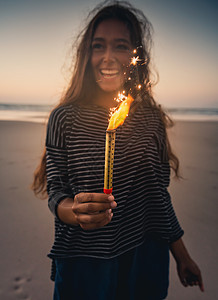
32,1,180,198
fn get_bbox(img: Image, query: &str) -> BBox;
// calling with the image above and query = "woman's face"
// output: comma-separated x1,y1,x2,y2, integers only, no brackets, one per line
91,19,132,94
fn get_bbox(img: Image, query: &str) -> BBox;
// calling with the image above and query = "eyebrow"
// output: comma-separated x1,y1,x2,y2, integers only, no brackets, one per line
92,37,130,44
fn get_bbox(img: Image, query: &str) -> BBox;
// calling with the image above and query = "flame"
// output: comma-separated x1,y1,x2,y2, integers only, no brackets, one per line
107,94,134,130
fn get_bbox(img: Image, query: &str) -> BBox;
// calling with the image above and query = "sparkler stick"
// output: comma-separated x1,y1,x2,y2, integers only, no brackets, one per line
104,129,116,194
103,94,134,194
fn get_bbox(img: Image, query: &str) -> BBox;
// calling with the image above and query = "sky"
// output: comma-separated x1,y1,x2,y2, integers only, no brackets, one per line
0,0,217,108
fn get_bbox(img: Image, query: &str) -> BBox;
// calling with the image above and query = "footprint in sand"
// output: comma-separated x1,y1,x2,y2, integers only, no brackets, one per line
13,276,31,299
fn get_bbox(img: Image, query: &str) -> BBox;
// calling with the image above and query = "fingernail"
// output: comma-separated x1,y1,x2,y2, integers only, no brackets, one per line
111,201,117,208
108,209,112,214
108,195,114,201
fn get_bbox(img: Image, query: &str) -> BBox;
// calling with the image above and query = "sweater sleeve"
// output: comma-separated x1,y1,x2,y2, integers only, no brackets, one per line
158,120,184,243
45,106,72,217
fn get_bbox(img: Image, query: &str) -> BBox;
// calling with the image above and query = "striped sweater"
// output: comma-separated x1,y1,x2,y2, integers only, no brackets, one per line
46,100,184,263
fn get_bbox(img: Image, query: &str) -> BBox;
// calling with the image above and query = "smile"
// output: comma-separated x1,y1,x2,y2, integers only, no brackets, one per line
100,69,119,79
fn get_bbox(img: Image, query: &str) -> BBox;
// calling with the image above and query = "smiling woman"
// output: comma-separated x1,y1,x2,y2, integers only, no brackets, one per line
32,1,203,299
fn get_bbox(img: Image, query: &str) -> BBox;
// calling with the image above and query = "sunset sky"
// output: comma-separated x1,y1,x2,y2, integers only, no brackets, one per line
0,0,217,108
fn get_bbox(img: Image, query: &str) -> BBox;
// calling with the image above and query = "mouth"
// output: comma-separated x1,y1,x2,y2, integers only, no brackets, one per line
100,69,119,79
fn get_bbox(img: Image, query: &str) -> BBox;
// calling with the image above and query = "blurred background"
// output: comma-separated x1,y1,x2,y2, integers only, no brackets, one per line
0,0,217,121
0,1,217,300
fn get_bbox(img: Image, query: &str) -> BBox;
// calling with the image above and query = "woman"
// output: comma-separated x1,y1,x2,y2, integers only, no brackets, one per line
32,1,203,299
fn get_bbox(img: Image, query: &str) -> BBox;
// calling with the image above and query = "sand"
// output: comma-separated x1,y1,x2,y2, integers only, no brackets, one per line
0,120,217,300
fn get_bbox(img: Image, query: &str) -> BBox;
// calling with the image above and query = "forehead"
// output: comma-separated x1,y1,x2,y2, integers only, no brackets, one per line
93,19,131,42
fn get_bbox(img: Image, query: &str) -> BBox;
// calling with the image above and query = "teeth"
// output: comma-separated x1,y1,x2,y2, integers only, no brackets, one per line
101,69,119,76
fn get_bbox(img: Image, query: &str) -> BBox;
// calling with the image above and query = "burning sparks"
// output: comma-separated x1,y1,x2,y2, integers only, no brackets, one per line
107,47,143,129
103,46,146,194
108,94,134,130
109,92,127,116
131,56,139,66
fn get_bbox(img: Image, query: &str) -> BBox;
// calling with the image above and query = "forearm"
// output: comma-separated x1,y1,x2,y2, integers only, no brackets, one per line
170,237,191,263
170,237,204,291
46,146,73,217
46,107,72,217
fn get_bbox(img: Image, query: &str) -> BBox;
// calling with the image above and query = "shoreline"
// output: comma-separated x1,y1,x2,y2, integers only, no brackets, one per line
1,105,218,123
0,116,218,123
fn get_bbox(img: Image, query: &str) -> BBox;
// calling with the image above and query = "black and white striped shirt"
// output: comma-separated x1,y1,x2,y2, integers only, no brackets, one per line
46,100,184,263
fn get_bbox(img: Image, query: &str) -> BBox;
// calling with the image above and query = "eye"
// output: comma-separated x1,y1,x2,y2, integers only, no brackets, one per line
116,44,130,51
92,43,104,50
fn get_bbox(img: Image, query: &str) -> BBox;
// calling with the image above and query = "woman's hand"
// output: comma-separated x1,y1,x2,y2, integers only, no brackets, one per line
57,193,117,230
176,257,204,291
170,238,204,292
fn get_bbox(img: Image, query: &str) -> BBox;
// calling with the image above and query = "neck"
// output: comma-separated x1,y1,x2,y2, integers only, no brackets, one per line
94,88,118,109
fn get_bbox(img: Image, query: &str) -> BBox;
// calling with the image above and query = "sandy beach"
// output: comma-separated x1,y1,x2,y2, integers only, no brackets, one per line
0,119,217,300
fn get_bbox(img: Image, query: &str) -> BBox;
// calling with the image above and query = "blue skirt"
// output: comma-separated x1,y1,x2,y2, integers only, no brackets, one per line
53,237,169,300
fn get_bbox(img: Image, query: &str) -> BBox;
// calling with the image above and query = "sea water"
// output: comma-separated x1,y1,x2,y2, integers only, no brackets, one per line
0,103,218,123
0,104,52,123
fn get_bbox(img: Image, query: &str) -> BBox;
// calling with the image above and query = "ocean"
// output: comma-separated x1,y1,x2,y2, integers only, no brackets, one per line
0,103,218,123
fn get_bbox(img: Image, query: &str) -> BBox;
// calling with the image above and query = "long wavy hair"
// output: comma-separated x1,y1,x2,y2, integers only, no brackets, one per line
32,0,180,198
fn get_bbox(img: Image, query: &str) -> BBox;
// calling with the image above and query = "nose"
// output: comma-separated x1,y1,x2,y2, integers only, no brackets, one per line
103,46,115,63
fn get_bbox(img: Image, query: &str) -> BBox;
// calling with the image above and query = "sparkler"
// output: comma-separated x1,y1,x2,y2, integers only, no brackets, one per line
103,48,144,194
103,94,134,194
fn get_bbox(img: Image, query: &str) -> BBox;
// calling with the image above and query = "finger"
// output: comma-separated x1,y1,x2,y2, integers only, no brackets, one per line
178,272,188,287
198,281,204,292
181,279,188,287
80,212,113,230
192,280,204,291
77,209,112,225
81,217,113,230
196,272,204,292
186,277,194,286
75,193,115,204
186,274,204,292
73,202,116,214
